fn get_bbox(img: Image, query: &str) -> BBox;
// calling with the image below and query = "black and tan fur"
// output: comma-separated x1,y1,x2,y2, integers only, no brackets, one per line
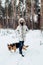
7,43,28,52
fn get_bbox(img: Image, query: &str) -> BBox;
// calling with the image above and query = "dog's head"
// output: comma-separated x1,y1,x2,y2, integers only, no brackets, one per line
7,44,16,52
7,44,12,50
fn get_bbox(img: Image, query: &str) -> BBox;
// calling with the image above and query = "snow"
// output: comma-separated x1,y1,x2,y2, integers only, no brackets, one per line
0,29,43,65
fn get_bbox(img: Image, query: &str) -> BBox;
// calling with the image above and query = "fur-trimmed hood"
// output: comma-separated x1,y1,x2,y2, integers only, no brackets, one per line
18,18,26,25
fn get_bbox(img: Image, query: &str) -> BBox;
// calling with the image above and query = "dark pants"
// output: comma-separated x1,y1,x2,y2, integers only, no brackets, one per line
19,41,24,55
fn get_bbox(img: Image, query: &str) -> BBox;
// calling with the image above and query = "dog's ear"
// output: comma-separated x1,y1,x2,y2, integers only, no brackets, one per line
7,44,9,46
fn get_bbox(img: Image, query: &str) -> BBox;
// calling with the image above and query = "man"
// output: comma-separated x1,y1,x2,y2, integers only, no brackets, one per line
16,18,28,57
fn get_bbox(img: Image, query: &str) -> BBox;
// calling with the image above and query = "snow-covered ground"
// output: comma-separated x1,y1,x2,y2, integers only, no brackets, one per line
0,29,43,65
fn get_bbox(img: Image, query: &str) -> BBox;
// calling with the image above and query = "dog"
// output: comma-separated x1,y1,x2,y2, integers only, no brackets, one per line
7,43,29,52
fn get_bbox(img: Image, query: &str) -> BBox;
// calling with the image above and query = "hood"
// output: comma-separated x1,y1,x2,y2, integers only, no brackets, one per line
18,18,26,25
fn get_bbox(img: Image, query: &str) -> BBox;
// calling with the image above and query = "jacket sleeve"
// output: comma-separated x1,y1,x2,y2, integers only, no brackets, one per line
15,26,20,38
26,26,29,32
16,26,20,34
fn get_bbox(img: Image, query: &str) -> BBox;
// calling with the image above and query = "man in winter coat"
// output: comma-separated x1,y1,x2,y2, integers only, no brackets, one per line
16,18,28,57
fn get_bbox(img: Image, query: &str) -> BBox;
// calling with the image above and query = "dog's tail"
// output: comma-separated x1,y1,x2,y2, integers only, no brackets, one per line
25,45,29,47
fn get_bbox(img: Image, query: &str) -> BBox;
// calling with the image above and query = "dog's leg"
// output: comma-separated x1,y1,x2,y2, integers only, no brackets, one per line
13,45,16,52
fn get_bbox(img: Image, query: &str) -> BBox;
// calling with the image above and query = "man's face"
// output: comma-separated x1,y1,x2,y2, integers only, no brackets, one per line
20,21,24,26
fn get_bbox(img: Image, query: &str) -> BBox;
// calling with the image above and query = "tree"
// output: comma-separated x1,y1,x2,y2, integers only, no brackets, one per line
0,0,3,17
8,1,13,17
5,0,10,27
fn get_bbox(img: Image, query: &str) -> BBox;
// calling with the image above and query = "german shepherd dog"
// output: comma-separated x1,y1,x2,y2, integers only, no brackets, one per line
7,43,28,52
